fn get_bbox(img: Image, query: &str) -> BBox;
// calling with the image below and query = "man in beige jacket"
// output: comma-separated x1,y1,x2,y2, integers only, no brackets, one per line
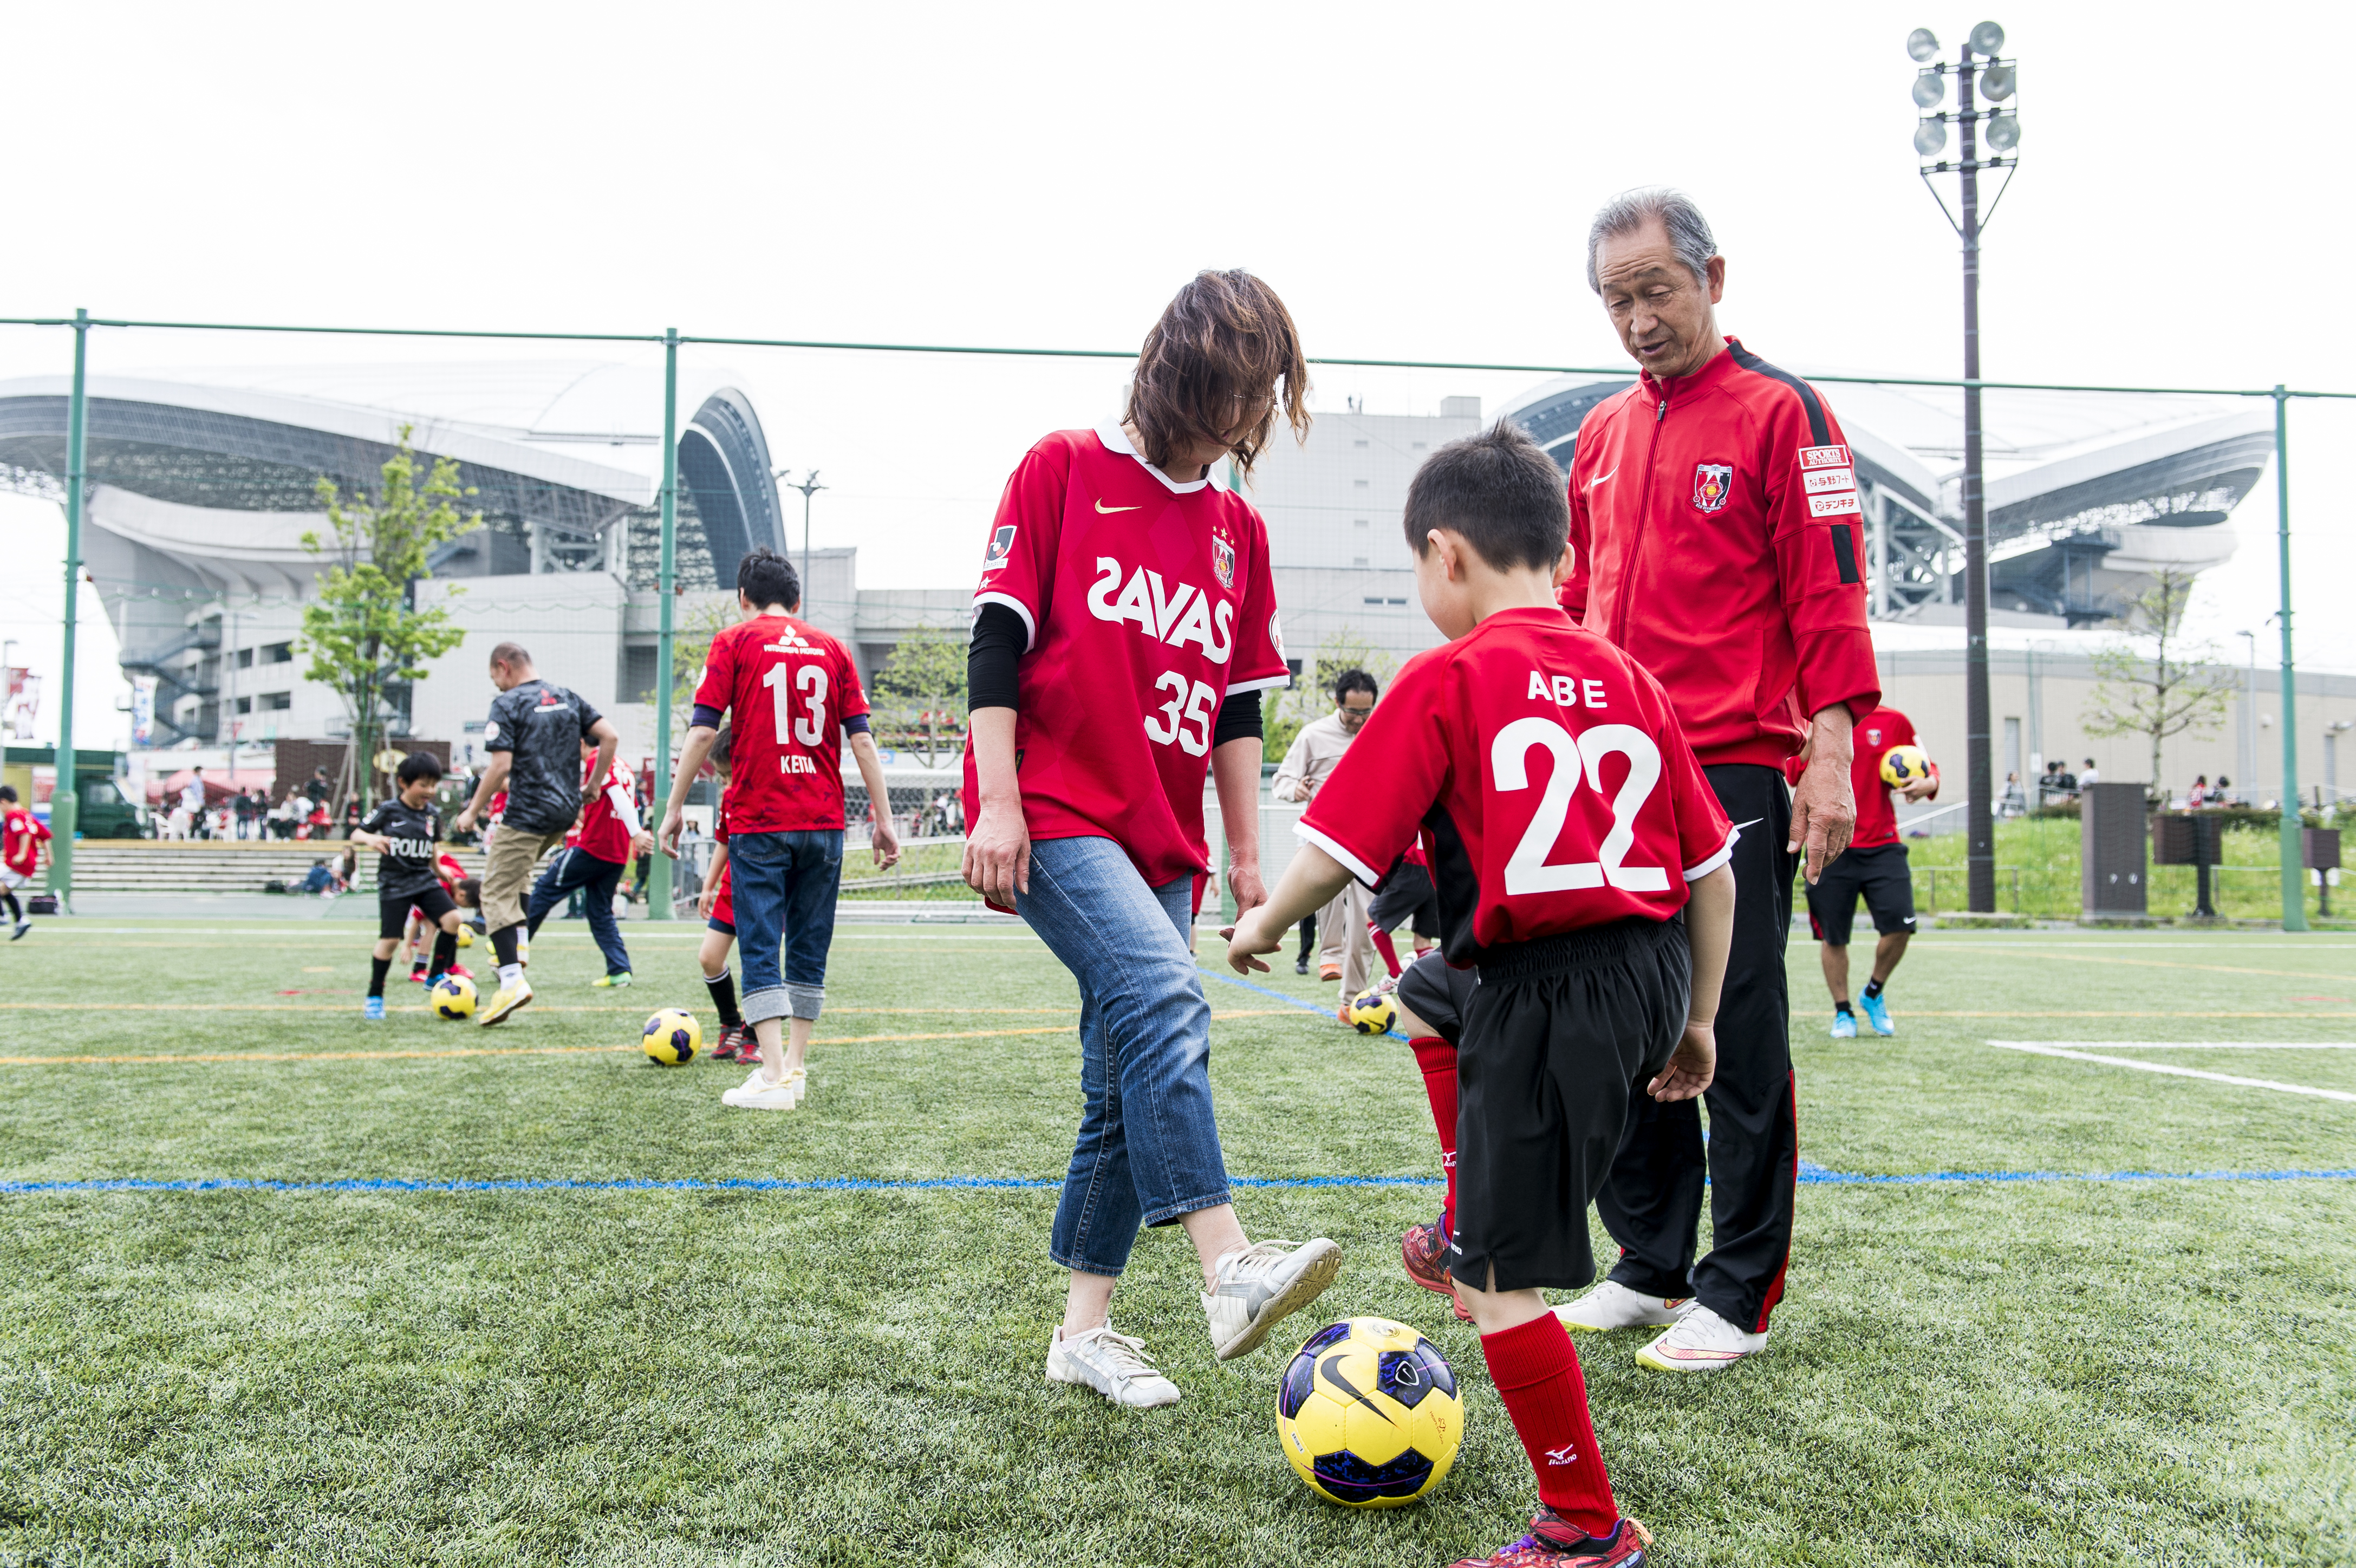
1271,669,1378,1004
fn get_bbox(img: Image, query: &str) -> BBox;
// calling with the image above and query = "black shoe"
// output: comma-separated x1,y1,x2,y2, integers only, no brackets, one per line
1294,955,1310,975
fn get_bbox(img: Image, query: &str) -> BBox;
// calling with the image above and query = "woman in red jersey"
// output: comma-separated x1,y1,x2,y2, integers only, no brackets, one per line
961,270,1341,1410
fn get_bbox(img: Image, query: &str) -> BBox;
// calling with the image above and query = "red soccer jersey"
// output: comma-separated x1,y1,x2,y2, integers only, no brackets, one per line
1300,607,1735,964
961,425,1290,889
575,759,641,863
2,808,51,877
1785,704,1933,850
693,614,870,833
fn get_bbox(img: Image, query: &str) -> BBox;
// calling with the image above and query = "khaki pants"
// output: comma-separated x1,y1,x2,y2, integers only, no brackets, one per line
481,827,566,932
1317,880,1376,999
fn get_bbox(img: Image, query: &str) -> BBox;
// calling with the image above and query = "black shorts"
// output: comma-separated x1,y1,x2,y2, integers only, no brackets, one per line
1804,841,1916,946
381,884,457,940
1395,946,1477,1046
1450,915,1691,1294
1367,859,1440,939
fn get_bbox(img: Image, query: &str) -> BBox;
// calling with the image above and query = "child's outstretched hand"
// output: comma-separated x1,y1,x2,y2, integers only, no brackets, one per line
1221,908,1283,973
1648,1019,1716,1103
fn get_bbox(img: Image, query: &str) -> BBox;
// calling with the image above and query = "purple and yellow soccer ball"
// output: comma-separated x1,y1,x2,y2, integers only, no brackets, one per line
1879,744,1934,789
429,973,477,1020
1345,988,1398,1036
641,1008,700,1065
1276,1317,1463,1508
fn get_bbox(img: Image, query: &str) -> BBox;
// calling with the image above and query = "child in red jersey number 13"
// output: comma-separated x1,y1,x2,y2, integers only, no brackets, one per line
1224,424,1737,1568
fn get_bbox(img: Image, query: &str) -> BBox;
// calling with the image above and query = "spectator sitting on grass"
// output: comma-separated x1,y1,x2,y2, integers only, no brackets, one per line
300,859,336,895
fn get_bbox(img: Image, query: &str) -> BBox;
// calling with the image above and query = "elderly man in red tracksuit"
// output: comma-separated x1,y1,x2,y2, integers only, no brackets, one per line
1551,188,1879,1373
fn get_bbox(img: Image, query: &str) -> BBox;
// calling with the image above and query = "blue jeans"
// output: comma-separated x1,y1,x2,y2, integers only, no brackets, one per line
728,829,844,1024
524,848,630,975
1021,834,1231,1277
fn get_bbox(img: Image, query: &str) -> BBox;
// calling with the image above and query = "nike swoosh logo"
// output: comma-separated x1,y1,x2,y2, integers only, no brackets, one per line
1318,1354,1395,1424
1586,466,1619,490
1095,499,1140,513
1733,817,1765,830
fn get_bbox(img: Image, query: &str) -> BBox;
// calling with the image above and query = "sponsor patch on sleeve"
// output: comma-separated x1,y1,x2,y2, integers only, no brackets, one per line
1799,444,1851,470
981,524,1017,571
1802,466,1856,493
1808,492,1862,517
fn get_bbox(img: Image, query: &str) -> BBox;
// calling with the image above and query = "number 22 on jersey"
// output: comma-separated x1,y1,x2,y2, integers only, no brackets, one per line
1491,717,1669,895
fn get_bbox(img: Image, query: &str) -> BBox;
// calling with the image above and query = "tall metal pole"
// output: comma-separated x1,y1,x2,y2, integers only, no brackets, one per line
647,329,679,922
1958,50,1995,913
2272,387,2307,931
50,309,89,902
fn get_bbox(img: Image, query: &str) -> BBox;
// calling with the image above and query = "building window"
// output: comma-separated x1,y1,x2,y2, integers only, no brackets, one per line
236,648,254,669
1411,441,1428,450
234,697,252,715
1386,597,1407,606
1364,596,1384,604
261,642,294,664
1353,479,1370,489
1353,557,1370,568
1354,439,1370,447
262,691,292,711
1353,518,1369,529
621,645,659,704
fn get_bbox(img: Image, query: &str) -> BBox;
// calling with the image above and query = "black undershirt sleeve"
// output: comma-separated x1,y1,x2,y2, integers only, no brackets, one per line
968,603,1026,712
1213,687,1264,749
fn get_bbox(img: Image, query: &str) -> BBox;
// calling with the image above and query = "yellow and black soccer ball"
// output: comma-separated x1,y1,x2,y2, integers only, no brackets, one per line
1344,988,1398,1036
642,1008,700,1065
455,925,473,949
429,973,477,1020
1277,1317,1463,1508
1879,744,1934,788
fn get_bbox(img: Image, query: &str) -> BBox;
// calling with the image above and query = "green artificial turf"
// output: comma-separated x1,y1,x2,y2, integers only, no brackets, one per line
1,919,2351,1566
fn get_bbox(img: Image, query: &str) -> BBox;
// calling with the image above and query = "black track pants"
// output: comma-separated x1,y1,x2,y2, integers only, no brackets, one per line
1595,763,1799,1332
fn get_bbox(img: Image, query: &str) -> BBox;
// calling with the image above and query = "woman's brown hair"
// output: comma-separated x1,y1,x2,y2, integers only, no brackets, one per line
1124,269,1311,480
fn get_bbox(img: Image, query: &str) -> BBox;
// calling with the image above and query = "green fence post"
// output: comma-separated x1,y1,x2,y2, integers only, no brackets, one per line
48,309,89,903
2273,387,2307,932
647,329,679,921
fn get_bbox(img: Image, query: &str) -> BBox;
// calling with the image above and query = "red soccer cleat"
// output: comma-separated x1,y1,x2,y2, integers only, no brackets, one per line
1402,1214,1474,1321
711,1023,756,1063
1450,1512,1652,1567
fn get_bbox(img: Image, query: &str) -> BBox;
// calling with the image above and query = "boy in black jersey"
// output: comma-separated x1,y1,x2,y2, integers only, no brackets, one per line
353,752,465,1020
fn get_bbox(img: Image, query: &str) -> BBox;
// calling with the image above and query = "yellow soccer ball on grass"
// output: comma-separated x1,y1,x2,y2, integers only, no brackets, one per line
1344,988,1398,1036
455,925,473,948
429,973,477,1020
1879,744,1934,789
642,1008,700,1065
1277,1317,1463,1508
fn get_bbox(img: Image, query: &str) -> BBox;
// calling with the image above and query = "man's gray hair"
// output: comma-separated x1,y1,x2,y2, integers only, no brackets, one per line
1586,187,1717,294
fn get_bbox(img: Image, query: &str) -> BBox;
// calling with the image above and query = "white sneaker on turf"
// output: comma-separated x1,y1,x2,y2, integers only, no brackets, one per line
1555,1280,1696,1332
1635,1302,1769,1371
720,1067,800,1110
1045,1323,1181,1409
1202,1237,1342,1361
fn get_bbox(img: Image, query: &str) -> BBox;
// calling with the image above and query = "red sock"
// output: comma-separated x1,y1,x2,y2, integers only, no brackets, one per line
1480,1313,1618,1537
1368,924,1403,978
1407,1036,1458,1235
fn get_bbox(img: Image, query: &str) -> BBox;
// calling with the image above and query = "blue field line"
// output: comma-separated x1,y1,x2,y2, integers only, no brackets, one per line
1201,964,1409,1040
3,1167,2352,1199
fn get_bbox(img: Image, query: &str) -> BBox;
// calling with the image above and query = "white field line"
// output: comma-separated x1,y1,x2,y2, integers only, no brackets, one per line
2017,1040,2356,1050
1985,1040,2356,1103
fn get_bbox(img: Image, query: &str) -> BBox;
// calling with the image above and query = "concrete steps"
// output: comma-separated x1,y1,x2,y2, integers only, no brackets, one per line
63,843,485,893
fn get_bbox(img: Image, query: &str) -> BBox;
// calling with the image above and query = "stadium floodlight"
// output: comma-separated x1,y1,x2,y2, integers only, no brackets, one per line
1985,112,2020,151
1969,19,2005,54
1979,61,2016,100
1908,27,1941,61
1912,69,1947,107
1915,119,1949,157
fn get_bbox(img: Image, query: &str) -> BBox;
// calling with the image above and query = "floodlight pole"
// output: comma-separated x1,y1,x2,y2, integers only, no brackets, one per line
50,308,89,904
648,328,679,922
1958,46,1995,914
2273,386,2308,930
783,470,825,613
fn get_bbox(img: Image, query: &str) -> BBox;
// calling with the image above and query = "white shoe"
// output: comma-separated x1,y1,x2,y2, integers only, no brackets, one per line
1556,1280,1696,1332
1045,1323,1181,1409
720,1067,800,1110
1635,1303,1769,1371
1201,1237,1342,1361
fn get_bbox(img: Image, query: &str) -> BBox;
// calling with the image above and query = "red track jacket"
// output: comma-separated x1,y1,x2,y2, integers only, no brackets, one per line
1561,338,1880,769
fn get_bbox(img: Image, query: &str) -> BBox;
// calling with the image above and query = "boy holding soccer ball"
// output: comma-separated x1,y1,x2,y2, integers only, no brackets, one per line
1226,423,1736,1568
353,752,469,1022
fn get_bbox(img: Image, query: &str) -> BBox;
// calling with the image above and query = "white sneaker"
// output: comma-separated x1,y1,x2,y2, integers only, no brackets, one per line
1201,1237,1342,1361
720,1067,800,1110
1045,1323,1181,1409
1556,1280,1696,1332
1635,1303,1769,1371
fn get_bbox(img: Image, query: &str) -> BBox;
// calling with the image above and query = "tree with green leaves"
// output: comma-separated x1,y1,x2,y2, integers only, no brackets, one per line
298,425,480,811
1265,624,1401,762
2081,568,2237,790
873,622,968,765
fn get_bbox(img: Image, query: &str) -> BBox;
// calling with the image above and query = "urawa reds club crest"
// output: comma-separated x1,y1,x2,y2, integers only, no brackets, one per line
1692,462,1734,513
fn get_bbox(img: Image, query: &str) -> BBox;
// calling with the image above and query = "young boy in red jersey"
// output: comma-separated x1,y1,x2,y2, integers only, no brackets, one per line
1226,423,1737,1568
0,784,51,939
658,550,900,1109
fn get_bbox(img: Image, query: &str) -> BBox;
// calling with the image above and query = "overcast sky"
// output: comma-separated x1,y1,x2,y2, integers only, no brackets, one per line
5,0,2352,746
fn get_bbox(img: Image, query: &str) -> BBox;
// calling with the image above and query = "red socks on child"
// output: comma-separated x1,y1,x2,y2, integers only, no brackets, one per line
1479,1312,1619,1538
1408,1036,1458,1234
1368,923,1404,978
